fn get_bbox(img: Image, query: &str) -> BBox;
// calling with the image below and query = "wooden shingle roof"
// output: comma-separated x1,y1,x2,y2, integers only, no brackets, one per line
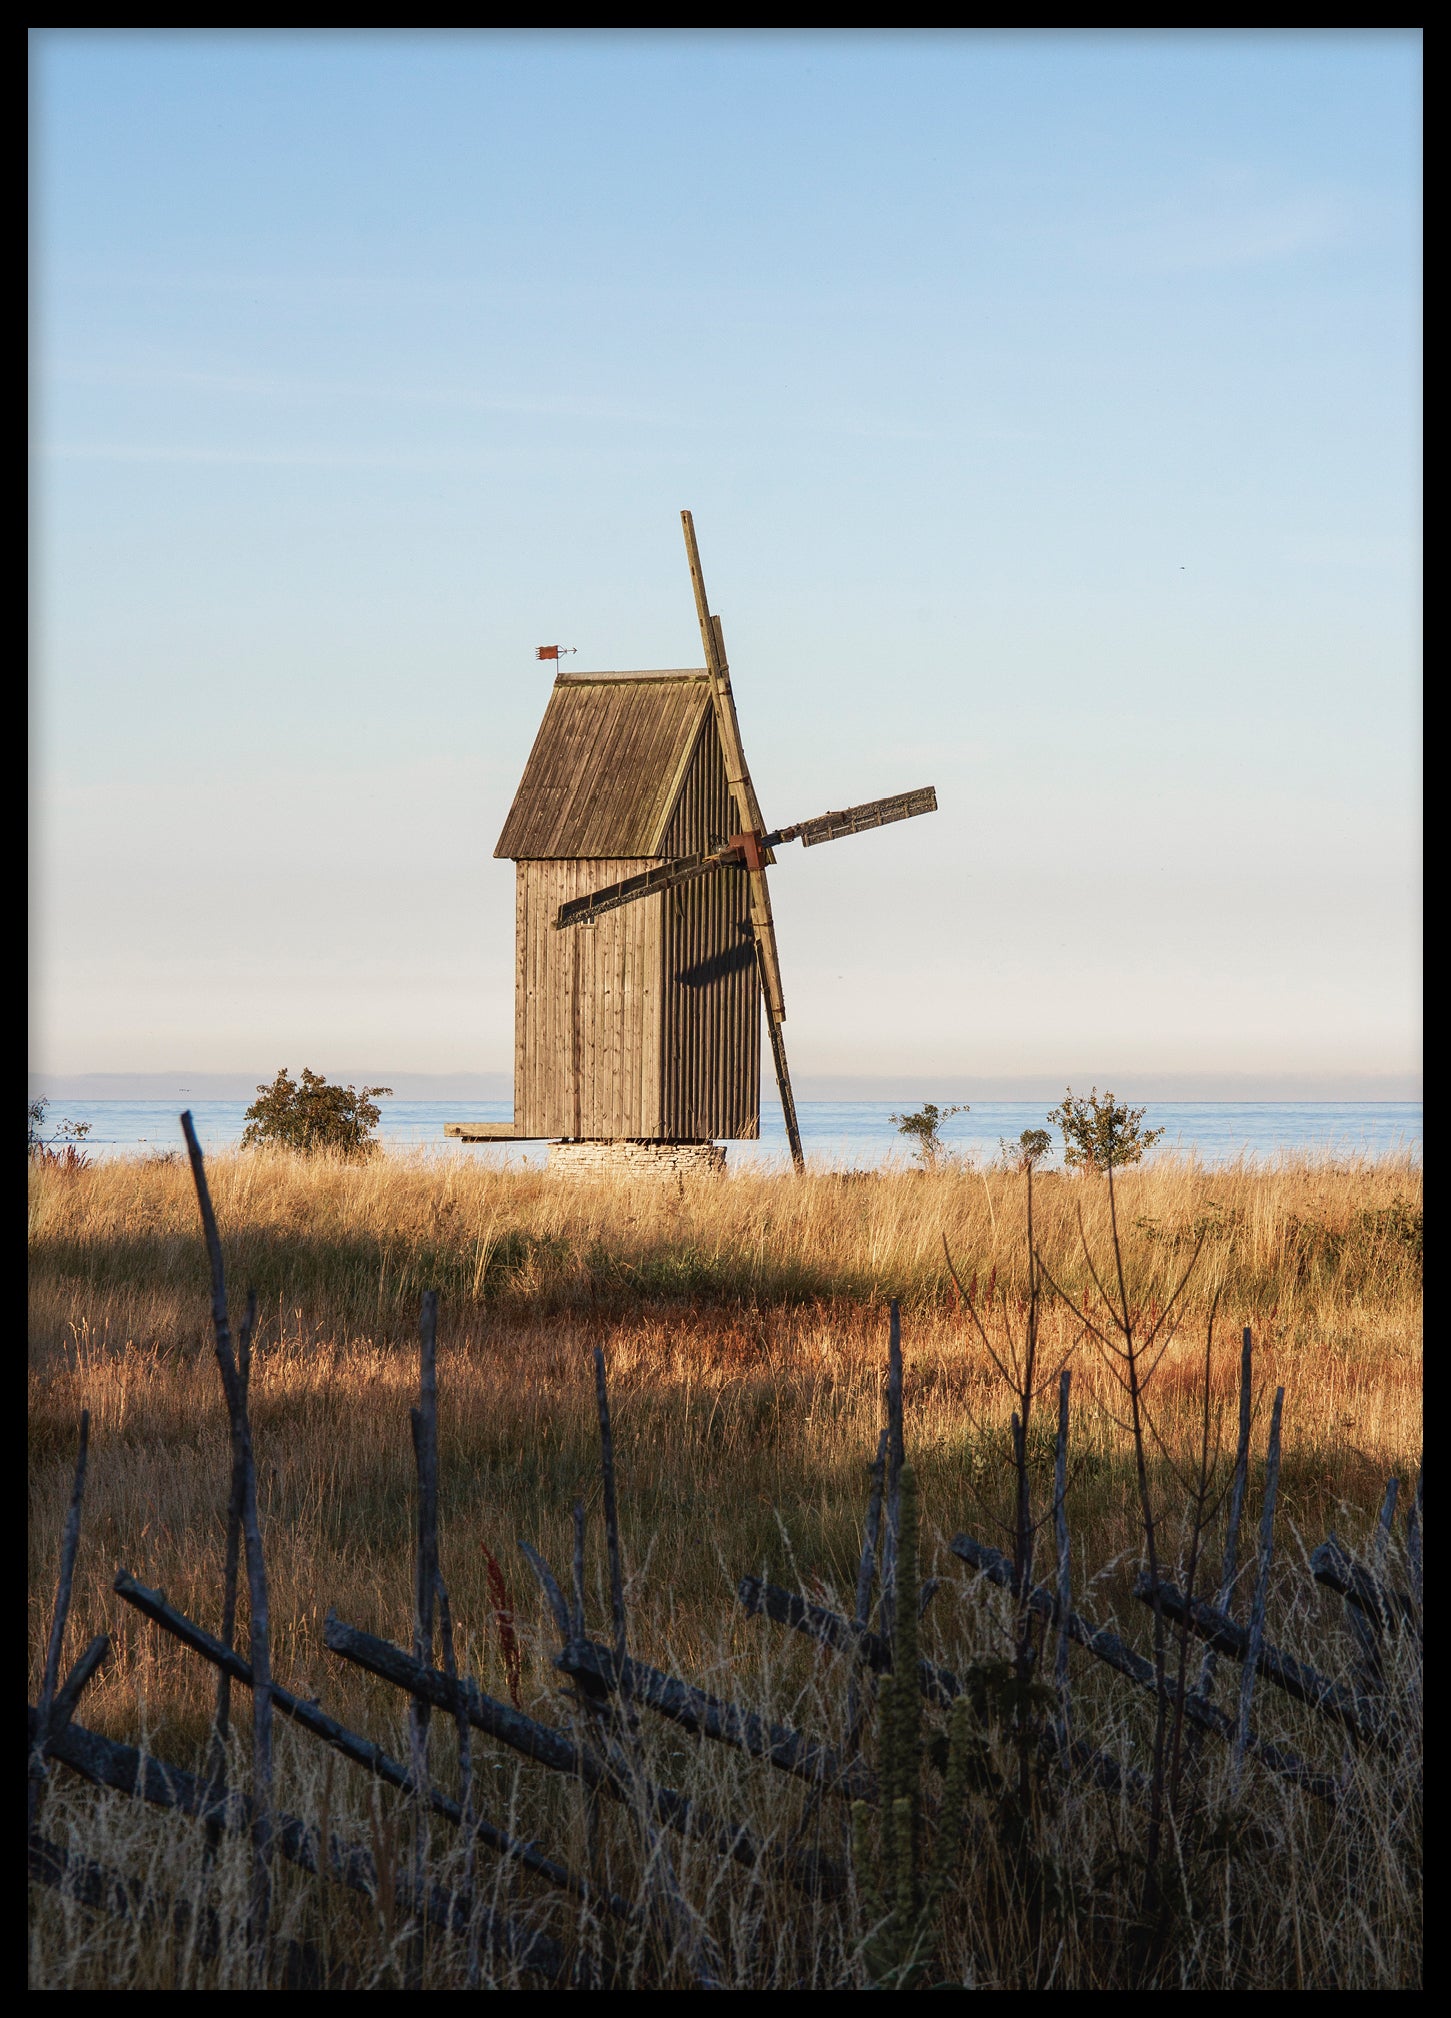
495,672,716,860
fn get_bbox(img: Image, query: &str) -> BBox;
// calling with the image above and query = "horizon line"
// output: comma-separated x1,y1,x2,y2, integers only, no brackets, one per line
30,1068,1424,1105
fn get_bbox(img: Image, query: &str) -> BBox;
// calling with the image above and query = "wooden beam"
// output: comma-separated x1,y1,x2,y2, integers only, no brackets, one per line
324,1614,840,1897
443,1123,538,1141
554,668,709,684
110,1571,610,1918
555,1633,872,1800
681,511,804,1171
681,518,766,837
950,1532,1343,1805
32,1704,566,1978
1131,1571,1390,1747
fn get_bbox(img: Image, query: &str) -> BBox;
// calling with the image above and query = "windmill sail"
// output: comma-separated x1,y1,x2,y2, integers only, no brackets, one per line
555,851,730,929
555,784,938,930
786,786,937,848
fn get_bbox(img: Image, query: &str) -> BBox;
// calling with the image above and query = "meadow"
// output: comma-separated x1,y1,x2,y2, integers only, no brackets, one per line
29,1147,1422,1989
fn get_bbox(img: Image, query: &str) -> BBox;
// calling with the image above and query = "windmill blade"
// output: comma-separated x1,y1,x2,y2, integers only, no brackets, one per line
682,510,803,1173
555,785,941,927
555,851,732,930
778,785,937,850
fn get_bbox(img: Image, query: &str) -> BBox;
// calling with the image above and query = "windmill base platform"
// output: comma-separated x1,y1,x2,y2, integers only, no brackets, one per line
547,1139,727,1178
443,1123,727,1177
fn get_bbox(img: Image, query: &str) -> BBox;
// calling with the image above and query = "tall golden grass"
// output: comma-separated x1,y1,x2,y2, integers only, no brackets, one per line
29,1149,1422,1988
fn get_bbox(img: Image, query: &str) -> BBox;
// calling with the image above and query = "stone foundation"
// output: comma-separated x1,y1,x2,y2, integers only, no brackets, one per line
546,1139,727,1178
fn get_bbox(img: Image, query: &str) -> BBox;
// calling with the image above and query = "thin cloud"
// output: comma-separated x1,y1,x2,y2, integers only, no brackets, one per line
38,441,505,471
45,360,675,428
1085,178,1361,275
42,364,1045,453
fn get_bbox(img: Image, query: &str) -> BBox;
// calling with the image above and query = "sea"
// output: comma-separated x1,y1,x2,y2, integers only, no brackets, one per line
39,1100,1423,1171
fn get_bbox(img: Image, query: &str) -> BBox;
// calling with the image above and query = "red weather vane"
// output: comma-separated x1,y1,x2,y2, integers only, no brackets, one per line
535,646,577,662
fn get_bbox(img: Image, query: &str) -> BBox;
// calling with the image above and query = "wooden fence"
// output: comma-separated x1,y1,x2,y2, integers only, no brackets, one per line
28,1124,1422,1987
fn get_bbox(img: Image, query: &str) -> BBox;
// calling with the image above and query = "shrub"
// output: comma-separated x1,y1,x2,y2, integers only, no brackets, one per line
27,1097,91,1169
998,1127,1052,1173
887,1102,967,1168
1047,1085,1164,1174
240,1067,392,1158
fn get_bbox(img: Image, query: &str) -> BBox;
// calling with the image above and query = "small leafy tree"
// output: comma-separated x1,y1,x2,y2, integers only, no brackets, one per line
998,1127,1052,1173
887,1102,967,1169
241,1068,392,1158
1047,1086,1163,1174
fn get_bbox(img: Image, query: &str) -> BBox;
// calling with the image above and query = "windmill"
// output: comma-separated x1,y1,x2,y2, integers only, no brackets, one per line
448,512,937,1172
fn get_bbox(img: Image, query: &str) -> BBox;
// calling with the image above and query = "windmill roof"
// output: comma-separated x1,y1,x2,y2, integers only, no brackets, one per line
494,671,715,859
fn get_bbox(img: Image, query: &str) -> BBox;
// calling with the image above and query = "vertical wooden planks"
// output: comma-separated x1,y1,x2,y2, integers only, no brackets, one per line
516,858,669,1137
514,868,530,1133
659,719,760,1139
502,668,768,1144
508,694,766,1143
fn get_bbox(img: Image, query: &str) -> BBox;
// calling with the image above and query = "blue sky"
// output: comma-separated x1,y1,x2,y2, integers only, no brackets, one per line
31,29,1420,1094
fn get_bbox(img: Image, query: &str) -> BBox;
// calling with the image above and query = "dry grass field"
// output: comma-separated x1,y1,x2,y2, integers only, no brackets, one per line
28,1147,1422,1989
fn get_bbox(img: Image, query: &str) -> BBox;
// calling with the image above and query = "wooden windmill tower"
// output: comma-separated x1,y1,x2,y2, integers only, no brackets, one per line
448,513,936,1172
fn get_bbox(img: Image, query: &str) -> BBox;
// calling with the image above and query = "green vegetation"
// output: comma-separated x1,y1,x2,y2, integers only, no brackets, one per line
887,1101,967,1167
240,1068,392,1159
999,1126,1053,1172
1048,1086,1166,1173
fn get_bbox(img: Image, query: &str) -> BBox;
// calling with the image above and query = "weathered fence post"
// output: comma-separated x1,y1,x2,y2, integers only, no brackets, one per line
1053,1370,1072,1750
29,1410,91,1837
181,1111,273,1967
1199,1326,1253,1702
408,1289,440,1984
878,1304,905,1642
1231,1384,1284,1795
1406,1469,1423,1612
593,1346,627,1671
845,1427,890,1772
